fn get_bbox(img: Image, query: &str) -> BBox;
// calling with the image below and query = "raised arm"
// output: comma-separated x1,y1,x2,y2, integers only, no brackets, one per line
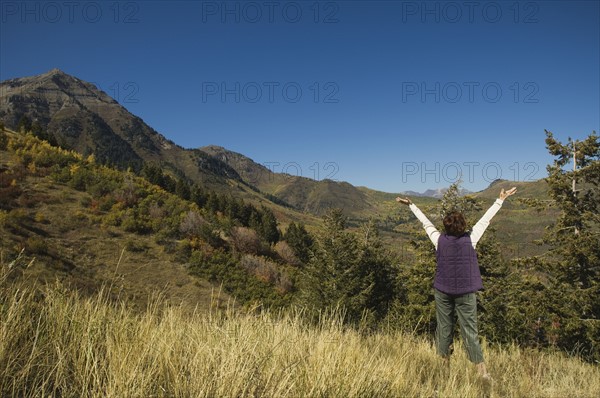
396,197,440,249
470,187,517,247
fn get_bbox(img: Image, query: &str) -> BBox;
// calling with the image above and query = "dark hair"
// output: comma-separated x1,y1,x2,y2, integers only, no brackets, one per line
443,211,467,236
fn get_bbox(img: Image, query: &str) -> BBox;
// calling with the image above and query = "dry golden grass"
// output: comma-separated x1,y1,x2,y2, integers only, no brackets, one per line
1,260,598,398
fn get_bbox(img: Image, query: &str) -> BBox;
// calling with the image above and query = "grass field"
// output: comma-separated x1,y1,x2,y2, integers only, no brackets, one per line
1,261,598,398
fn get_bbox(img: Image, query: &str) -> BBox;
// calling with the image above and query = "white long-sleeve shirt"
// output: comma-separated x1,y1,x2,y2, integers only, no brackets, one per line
408,199,504,250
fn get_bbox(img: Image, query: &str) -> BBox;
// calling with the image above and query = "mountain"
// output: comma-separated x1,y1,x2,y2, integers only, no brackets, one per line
0,69,243,189
0,70,374,215
201,145,373,214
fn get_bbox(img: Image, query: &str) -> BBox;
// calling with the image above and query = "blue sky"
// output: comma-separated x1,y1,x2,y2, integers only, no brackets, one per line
1,0,599,193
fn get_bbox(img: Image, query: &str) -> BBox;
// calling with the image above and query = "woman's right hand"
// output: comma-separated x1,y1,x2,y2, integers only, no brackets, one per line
499,187,517,200
396,197,412,205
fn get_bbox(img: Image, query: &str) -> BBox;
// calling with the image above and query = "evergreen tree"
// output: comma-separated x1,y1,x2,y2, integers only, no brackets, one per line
162,174,177,194
238,202,254,227
140,163,177,193
141,163,164,186
17,115,32,133
260,206,280,244
175,178,191,200
301,209,363,323
28,121,59,147
544,130,599,288
538,130,599,360
191,185,207,208
300,209,394,326
246,209,260,230
356,219,397,323
224,195,240,221
284,222,314,264
205,192,220,213
31,121,43,136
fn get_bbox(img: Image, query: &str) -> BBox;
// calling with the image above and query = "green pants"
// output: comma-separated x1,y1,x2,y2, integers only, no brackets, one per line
434,289,484,364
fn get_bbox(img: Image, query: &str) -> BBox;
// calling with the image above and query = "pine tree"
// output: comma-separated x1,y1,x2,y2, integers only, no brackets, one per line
205,192,220,213
175,178,191,200
224,195,240,221
300,209,394,326
191,185,207,208
300,209,362,323
284,222,314,264
259,206,280,244
141,163,164,186
387,197,437,334
31,121,43,136
356,219,396,323
248,210,262,234
17,115,32,133
540,130,599,360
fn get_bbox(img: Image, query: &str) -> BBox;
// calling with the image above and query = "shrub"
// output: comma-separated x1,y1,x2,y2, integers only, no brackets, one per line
229,227,265,255
26,236,48,255
179,210,206,238
5,208,28,227
275,272,294,294
199,223,225,249
34,212,48,224
174,239,193,262
79,196,92,208
239,254,294,294
274,241,301,267
125,239,148,253
240,255,278,284
189,249,290,308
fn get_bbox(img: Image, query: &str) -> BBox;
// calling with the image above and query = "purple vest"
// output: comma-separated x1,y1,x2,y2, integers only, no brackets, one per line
434,234,483,295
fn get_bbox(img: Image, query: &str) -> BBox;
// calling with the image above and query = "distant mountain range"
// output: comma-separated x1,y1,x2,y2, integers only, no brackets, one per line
0,69,520,216
401,187,472,198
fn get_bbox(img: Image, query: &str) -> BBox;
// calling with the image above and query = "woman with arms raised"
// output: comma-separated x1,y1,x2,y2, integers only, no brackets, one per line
396,187,517,385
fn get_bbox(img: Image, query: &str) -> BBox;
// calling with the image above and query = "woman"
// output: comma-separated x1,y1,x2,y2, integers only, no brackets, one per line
396,187,517,383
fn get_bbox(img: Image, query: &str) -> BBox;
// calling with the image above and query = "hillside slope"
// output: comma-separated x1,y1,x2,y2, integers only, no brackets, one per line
0,130,227,311
471,179,555,256
201,145,374,214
